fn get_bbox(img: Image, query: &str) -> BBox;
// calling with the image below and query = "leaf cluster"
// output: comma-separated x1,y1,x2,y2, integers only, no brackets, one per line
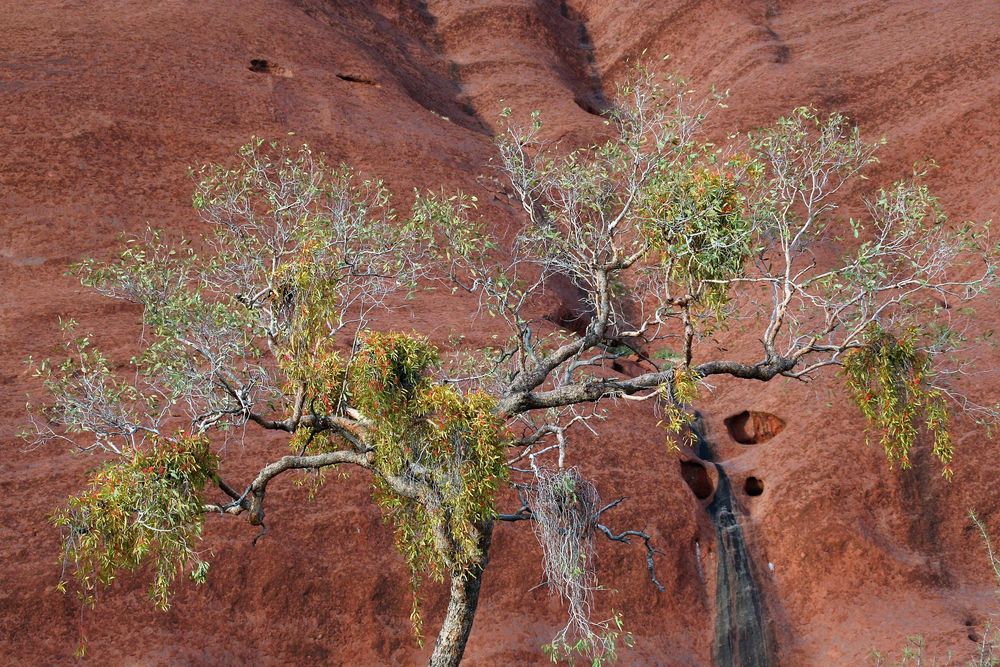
843,325,953,476
542,610,634,667
52,433,218,609
642,157,759,313
348,332,509,637
657,366,700,448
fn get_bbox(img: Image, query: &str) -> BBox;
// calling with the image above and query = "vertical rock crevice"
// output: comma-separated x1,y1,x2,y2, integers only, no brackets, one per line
692,415,774,667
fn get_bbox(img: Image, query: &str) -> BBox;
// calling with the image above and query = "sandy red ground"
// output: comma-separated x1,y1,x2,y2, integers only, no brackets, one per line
2,1,1000,664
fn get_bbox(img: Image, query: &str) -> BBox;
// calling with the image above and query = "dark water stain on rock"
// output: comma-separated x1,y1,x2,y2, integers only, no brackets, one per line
692,415,773,666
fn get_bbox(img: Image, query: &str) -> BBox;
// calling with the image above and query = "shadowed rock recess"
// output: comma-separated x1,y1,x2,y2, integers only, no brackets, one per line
725,410,785,445
681,460,715,500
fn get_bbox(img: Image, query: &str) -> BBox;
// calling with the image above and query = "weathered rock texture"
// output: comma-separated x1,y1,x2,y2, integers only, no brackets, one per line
2,1,999,664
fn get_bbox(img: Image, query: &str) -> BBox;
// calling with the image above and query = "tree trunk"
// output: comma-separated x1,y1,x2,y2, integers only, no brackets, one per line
428,521,494,667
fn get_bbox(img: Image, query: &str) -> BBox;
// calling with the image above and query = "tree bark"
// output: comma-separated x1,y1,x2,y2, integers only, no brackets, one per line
428,521,494,667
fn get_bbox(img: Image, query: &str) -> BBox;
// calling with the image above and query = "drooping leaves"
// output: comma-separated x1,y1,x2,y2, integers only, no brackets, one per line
52,433,218,609
843,325,953,477
349,332,509,640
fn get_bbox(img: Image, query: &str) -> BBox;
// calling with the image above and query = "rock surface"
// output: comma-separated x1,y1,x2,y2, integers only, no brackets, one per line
2,1,999,664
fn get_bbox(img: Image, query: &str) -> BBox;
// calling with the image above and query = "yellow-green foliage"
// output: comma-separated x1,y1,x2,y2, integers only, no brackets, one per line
643,160,758,312
349,331,509,639
52,434,218,609
275,240,343,379
658,366,700,450
843,325,953,477
277,243,347,453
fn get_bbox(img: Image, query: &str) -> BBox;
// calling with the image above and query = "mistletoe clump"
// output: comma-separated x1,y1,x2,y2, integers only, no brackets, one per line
52,433,218,610
657,365,701,450
643,160,758,312
843,325,953,477
348,331,509,637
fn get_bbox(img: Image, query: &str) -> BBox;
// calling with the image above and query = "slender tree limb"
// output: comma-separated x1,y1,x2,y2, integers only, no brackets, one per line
595,523,664,593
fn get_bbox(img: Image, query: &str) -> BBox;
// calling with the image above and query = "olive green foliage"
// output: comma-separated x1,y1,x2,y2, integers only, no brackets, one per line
657,366,701,449
843,325,953,477
642,156,760,313
53,433,217,609
349,331,509,637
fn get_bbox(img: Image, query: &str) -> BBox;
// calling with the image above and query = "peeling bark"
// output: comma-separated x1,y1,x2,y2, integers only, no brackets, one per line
428,521,494,667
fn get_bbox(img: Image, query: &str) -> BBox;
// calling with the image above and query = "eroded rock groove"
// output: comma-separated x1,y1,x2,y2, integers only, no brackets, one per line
692,415,773,667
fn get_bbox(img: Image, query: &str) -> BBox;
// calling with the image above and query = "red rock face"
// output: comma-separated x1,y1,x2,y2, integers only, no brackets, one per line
2,1,999,664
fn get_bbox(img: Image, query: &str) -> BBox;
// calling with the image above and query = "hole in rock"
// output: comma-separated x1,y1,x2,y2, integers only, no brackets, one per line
337,73,378,85
543,274,592,337
249,59,271,73
744,476,764,497
725,410,785,444
970,632,981,642
575,97,604,117
680,461,713,500
248,59,290,77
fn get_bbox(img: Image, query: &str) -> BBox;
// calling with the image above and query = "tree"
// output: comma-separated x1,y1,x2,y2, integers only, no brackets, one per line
27,68,999,665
